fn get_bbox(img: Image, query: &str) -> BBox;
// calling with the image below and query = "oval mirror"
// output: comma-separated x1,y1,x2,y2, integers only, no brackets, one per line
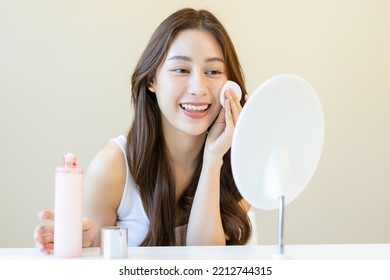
231,74,324,210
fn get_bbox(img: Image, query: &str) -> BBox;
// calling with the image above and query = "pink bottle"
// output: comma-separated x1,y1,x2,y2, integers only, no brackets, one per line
54,153,83,258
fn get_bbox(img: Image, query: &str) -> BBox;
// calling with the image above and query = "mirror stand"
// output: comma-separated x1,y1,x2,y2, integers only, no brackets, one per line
272,196,291,259
278,196,285,255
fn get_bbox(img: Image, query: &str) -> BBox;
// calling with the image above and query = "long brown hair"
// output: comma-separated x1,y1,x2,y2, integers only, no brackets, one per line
126,8,250,246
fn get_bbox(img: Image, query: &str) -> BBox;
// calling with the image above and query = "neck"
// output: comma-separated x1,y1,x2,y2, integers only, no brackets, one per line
164,129,206,171
161,118,207,205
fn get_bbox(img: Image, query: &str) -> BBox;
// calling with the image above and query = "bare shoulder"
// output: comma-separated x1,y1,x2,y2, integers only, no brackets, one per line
84,142,127,207
86,142,126,178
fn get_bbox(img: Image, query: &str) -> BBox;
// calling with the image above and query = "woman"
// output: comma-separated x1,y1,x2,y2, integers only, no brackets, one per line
34,8,251,251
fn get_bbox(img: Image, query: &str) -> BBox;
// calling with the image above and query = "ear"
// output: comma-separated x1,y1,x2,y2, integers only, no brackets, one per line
148,79,156,93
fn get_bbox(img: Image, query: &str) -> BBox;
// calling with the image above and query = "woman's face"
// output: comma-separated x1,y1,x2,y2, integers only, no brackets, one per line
149,29,227,137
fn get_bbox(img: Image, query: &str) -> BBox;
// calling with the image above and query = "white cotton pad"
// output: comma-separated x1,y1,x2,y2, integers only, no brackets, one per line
219,80,242,107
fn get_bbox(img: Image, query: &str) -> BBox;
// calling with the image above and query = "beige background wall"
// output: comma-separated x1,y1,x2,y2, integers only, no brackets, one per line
1,0,389,247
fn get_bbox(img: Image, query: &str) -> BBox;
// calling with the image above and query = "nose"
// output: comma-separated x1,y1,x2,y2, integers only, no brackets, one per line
188,71,207,97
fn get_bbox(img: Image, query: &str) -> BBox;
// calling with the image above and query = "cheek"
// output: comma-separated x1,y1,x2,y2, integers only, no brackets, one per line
214,81,227,101
210,104,222,122
155,74,183,96
155,89,180,115
214,84,226,113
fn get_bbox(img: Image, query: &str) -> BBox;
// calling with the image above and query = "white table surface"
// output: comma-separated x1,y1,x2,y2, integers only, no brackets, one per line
0,244,389,260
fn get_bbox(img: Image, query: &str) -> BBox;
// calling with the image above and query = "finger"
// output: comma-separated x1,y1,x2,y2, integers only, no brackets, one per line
82,218,96,248
34,224,54,237
37,209,55,221
37,233,54,245
33,224,54,243
224,99,234,132
244,94,249,102
82,217,94,231
37,242,53,254
227,89,242,125
228,89,242,112
213,105,226,126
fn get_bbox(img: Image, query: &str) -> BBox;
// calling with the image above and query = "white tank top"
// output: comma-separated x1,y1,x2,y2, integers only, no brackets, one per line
110,135,186,246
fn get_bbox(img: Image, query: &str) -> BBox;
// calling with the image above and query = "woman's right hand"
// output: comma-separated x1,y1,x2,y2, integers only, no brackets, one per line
33,209,96,254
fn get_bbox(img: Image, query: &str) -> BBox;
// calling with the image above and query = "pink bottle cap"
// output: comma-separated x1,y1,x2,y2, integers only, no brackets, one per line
63,153,77,168
56,153,83,174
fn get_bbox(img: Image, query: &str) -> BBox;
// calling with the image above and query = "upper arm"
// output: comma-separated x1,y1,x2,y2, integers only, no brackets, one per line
83,142,126,246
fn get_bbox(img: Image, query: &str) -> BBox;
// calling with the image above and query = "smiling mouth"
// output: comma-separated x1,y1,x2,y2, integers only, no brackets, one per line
179,104,210,112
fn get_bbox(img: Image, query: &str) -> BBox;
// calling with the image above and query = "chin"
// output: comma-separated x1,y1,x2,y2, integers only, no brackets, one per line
180,125,209,137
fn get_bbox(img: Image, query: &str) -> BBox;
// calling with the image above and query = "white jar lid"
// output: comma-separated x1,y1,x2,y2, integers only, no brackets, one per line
100,226,128,259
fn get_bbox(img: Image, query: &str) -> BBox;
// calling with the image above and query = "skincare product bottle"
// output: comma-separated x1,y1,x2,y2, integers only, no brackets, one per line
54,153,83,258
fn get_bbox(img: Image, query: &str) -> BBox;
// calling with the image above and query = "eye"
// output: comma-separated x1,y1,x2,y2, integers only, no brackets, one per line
172,68,190,74
206,69,223,75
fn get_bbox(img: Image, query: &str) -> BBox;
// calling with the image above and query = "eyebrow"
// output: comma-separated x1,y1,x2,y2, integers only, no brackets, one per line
167,55,225,64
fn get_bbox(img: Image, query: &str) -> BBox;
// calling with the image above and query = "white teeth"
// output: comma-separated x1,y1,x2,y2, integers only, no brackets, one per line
180,104,209,111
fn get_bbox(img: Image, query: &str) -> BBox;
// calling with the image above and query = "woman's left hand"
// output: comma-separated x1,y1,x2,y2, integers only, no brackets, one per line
204,89,243,161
